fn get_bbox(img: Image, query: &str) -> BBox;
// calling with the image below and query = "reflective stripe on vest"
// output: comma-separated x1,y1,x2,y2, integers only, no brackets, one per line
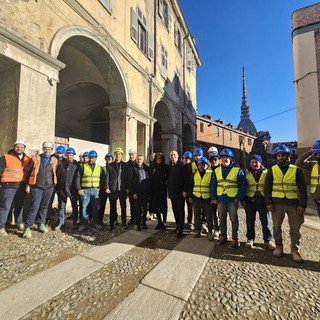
245,169,267,197
310,163,320,194
81,163,101,188
1,154,30,183
28,155,58,185
215,166,240,197
193,170,212,199
271,164,298,199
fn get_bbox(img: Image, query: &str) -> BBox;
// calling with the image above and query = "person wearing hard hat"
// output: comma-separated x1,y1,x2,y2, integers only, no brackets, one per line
55,147,79,230
211,148,246,249
265,145,307,263
182,151,194,229
191,148,204,173
23,141,58,238
127,148,137,225
77,150,104,231
0,140,30,236
105,147,130,230
189,157,214,240
242,154,275,250
295,139,320,218
54,145,66,163
98,152,114,225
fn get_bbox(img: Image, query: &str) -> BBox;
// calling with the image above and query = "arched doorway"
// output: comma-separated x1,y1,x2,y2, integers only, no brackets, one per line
55,35,127,150
183,123,194,152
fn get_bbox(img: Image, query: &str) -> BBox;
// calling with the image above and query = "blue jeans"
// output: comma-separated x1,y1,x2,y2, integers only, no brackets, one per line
218,200,239,240
245,200,273,242
0,186,26,228
25,186,54,228
80,188,100,224
58,193,78,225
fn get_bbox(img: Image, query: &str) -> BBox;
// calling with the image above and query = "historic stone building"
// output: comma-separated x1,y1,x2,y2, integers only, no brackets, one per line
0,0,200,161
292,3,320,152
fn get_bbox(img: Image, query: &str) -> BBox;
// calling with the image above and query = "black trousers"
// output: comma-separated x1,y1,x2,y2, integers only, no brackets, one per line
170,197,185,234
134,195,148,227
109,191,127,225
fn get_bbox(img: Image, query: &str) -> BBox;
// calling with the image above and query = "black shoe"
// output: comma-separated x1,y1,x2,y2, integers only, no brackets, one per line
136,226,141,231
160,223,166,230
218,235,227,246
177,232,183,239
122,224,128,230
155,224,162,230
128,219,135,226
108,225,114,231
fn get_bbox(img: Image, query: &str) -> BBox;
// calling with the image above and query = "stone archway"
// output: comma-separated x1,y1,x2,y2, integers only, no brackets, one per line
183,123,194,152
52,28,129,151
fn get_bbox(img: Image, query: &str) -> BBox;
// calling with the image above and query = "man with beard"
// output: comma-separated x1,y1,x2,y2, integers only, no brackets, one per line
265,145,307,262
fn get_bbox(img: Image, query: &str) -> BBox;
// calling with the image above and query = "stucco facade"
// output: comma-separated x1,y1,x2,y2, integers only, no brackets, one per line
0,0,200,161
292,3,320,151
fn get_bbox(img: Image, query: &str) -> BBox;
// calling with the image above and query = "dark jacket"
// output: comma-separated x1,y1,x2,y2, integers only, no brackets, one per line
105,160,129,199
56,158,79,198
168,159,185,199
264,162,308,208
130,163,150,197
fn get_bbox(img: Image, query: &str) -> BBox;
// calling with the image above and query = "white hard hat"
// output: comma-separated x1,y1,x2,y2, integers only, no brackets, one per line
208,146,218,154
42,141,54,149
79,152,84,157
128,148,136,154
14,140,26,147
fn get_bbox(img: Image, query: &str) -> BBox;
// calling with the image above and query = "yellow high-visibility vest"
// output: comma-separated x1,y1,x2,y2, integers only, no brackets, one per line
193,170,212,199
271,164,298,199
81,163,101,188
245,169,267,197
310,163,319,194
215,166,240,197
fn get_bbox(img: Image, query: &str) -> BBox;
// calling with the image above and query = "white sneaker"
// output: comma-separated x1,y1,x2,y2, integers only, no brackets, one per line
273,245,284,257
264,241,276,250
245,239,254,248
201,223,208,234
291,251,304,263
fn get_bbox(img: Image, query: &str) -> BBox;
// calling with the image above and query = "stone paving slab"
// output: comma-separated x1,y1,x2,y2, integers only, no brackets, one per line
142,234,216,301
104,284,185,320
0,255,103,320
81,224,158,264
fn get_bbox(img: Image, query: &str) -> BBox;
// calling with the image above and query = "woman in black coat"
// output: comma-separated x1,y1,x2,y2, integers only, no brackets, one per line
149,152,168,229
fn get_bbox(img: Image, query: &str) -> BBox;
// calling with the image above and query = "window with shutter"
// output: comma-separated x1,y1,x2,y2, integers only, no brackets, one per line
161,45,168,79
131,7,138,43
99,0,112,13
148,32,154,60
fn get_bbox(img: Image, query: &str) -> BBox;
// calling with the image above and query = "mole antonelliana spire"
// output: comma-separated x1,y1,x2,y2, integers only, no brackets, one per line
237,67,257,133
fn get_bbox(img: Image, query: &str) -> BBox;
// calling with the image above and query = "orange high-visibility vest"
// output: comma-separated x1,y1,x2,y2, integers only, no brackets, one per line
28,155,58,185
1,154,30,183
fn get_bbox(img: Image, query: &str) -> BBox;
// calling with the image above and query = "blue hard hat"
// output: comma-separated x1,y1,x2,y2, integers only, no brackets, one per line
194,148,204,157
197,156,209,165
82,151,89,157
183,151,193,159
66,147,76,155
56,145,66,154
273,144,290,155
88,150,98,158
220,148,234,158
209,152,220,160
312,140,320,154
105,152,114,159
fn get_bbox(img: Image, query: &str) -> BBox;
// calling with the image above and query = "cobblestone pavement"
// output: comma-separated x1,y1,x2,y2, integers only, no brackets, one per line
1,205,319,320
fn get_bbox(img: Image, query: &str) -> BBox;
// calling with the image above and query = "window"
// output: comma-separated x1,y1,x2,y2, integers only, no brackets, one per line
174,71,182,96
161,45,168,79
200,122,204,133
216,127,220,137
174,23,183,54
159,0,172,32
99,0,112,13
131,7,154,60
187,49,195,71
248,138,252,146
228,132,232,140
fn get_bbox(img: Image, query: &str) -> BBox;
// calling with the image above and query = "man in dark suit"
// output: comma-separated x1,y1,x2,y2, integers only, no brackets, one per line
168,150,187,238
105,147,129,230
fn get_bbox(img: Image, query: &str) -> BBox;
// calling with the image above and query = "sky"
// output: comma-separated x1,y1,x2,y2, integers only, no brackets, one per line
178,0,318,143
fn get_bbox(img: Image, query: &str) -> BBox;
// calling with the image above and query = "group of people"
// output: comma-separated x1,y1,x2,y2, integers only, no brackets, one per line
1,139,320,263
